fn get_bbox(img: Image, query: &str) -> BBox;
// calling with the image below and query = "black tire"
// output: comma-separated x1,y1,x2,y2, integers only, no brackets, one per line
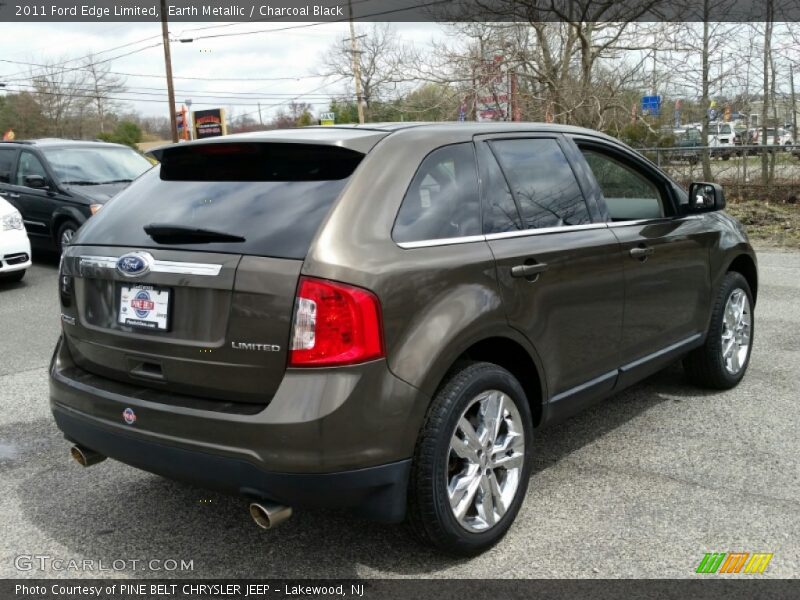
0,269,25,283
407,361,534,556
684,272,754,390
56,220,79,255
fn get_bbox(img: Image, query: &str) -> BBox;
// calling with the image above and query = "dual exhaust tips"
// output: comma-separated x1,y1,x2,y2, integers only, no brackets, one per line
69,445,293,529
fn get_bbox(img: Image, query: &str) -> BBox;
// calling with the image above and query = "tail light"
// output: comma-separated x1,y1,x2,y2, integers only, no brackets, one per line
59,273,73,308
289,276,384,367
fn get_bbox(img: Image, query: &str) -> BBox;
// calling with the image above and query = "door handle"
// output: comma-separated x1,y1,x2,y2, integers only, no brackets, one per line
5,192,20,198
511,262,548,279
629,246,655,260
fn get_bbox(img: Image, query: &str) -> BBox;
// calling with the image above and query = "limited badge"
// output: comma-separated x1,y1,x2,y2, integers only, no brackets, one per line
122,407,137,425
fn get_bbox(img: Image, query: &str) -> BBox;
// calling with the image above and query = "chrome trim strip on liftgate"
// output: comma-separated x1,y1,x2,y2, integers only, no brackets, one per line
78,256,222,276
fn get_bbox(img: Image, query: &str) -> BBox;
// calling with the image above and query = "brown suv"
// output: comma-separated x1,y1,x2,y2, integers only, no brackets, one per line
50,123,757,555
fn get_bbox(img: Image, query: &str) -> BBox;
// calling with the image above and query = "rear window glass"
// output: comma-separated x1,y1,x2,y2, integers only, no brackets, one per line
159,142,363,181
76,143,363,259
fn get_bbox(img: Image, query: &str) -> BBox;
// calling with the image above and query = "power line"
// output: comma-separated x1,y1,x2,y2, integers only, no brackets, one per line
5,82,352,101
2,75,354,108
0,43,163,81
174,0,380,37
182,0,450,41
1,69,324,84
0,34,163,81
2,85,353,105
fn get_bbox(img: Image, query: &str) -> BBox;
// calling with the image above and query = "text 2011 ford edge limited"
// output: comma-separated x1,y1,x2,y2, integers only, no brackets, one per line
49,123,757,555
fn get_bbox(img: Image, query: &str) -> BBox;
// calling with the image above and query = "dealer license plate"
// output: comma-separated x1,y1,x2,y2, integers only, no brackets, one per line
118,285,170,331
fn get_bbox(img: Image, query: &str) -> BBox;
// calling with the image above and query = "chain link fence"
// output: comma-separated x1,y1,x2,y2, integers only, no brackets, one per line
635,145,800,203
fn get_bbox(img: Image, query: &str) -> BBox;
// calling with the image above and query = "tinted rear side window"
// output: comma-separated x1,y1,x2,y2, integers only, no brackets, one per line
393,143,480,243
0,147,17,183
477,141,521,234
490,138,590,230
75,143,363,259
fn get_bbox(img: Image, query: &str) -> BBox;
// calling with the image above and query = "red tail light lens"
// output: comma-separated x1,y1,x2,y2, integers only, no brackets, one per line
289,277,385,367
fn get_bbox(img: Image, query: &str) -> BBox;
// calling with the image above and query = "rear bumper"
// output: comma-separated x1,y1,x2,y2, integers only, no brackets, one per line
53,406,411,522
50,336,428,522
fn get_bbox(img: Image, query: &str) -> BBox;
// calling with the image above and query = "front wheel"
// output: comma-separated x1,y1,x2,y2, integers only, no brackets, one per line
407,362,533,556
684,272,754,389
56,220,79,255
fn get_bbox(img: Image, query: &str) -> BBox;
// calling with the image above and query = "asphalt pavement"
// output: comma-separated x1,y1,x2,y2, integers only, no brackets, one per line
0,249,798,579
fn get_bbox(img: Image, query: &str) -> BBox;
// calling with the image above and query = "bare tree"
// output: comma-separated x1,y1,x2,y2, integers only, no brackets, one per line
318,23,413,119
29,58,89,137
83,54,126,134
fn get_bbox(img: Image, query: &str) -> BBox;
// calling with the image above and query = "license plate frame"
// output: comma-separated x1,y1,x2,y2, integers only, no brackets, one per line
118,284,171,331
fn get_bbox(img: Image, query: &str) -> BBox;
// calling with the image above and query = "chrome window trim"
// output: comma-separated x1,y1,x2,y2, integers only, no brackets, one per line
484,222,608,241
396,222,611,248
78,255,222,276
396,235,486,249
606,214,703,228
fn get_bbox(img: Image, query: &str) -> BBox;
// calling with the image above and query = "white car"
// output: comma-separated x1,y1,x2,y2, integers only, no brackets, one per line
0,197,32,283
752,127,794,147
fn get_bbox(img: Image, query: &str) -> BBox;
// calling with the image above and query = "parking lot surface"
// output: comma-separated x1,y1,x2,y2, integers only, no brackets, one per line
1,250,798,578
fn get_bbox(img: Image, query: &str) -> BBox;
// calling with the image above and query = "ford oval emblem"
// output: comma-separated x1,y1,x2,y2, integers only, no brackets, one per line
116,252,153,278
122,407,137,425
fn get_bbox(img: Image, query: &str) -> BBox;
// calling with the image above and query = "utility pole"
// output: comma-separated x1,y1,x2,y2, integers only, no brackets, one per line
160,0,178,142
791,64,798,140
185,98,193,140
257,102,264,127
347,0,365,124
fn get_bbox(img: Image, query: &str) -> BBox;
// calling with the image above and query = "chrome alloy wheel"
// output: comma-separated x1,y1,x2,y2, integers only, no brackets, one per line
447,390,525,532
721,288,752,375
61,227,75,248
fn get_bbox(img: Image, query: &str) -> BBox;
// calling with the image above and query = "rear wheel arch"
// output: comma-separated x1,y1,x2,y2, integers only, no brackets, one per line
444,336,546,428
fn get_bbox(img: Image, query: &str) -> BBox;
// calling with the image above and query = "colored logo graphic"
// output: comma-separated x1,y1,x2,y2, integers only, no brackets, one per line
122,408,137,425
131,290,155,318
116,252,153,277
696,552,773,574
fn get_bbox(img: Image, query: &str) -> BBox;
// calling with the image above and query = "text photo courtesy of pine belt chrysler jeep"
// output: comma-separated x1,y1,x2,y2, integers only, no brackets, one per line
49,123,756,555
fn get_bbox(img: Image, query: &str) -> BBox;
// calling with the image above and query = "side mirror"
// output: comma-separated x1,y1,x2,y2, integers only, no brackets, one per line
24,174,48,189
687,181,726,212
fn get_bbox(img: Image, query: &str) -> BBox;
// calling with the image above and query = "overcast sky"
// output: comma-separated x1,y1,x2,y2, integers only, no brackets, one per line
0,21,445,121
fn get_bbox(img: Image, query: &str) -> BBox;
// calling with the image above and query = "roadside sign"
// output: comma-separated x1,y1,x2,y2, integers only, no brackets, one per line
192,108,227,138
641,95,661,116
320,112,335,126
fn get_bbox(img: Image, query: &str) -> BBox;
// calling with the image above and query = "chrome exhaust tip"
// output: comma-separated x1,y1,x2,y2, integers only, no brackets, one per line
70,445,106,467
249,501,292,530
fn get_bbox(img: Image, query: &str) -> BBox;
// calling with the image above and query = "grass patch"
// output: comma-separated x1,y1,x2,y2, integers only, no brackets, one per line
726,200,800,248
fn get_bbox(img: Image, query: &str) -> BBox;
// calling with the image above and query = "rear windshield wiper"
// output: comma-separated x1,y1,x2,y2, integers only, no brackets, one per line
144,223,246,244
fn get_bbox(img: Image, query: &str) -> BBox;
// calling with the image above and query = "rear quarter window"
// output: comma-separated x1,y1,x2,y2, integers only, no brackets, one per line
392,143,481,244
75,143,364,259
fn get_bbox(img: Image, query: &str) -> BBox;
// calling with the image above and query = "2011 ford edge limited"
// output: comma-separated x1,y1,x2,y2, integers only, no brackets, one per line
50,123,757,555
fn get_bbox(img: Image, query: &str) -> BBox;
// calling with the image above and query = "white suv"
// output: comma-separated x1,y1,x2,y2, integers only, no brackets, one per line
707,122,736,159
